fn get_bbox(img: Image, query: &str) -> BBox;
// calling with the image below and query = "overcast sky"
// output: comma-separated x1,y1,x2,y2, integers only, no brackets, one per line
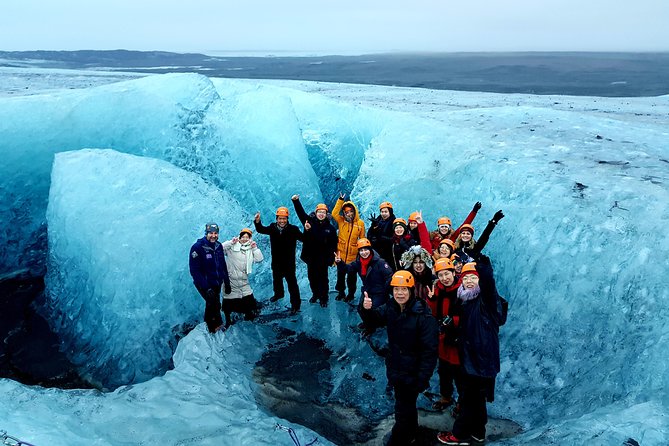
2,0,668,54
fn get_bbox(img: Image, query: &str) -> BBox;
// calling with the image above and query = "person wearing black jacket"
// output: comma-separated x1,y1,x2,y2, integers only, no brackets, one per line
367,201,396,265
362,270,439,446
292,194,338,307
189,222,231,333
335,238,393,330
454,210,504,264
390,218,419,271
437,255,502,446
254,207,303,315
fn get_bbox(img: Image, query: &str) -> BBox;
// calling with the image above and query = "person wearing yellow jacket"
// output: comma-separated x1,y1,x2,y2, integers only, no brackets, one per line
332,192,366,302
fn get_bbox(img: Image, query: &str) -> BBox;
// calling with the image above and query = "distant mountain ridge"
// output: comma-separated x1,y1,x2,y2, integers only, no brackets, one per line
1,49,668,96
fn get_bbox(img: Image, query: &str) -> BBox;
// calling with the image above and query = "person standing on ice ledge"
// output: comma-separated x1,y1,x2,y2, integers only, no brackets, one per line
254,207,303,315
331,192,366,302
437,256,503,446
292,194,338,307
220,228,263,328
361,270,438,446
189,223,231,333
367,201,396,265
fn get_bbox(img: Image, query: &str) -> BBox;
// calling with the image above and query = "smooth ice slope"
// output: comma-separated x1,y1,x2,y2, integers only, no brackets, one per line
0,73,219,276
45,149,256,388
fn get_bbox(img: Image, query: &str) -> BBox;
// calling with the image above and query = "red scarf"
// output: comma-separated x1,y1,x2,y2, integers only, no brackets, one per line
360,255,373,276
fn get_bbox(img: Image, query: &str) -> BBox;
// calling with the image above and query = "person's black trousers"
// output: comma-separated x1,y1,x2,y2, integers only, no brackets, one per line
388,384,419,445
452,373,492,440
196,285,223,332
438,358,464,400
272,266,301,310
307,263,330,303
335,267,357,298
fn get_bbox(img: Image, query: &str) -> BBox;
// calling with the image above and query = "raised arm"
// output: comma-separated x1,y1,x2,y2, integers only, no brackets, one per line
415,211,432,252
332,194,345,224
473,210,503,256
253,212,271,235
450,201,481,241
291,195,309,225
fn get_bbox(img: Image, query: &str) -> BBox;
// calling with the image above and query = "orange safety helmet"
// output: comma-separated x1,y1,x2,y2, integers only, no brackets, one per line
379,201,393,210
460,224,475,235
315,203,328,212
460,262,479,277
439,239,456,250
393,218,407,226
390,270,415,287
434,258,455,273
356,238,372,249
437,217,452,227
239,228,253,238
408,211,420,222
276,207,289,217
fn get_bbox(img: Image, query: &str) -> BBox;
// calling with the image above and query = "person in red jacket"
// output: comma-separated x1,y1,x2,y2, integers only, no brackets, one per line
430,202,482,250
426,258,463,411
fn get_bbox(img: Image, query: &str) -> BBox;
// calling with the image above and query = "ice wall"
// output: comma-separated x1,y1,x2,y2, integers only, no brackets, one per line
350,101,669,427
0,74,345,277
45,149,256,388
0,73,219,276
211,78,389,206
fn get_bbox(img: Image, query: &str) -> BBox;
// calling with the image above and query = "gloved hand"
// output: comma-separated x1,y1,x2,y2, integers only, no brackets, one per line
473,201,482,212
205,288,217,300
368,212,377,223
492,210,504,224
224,283,232,295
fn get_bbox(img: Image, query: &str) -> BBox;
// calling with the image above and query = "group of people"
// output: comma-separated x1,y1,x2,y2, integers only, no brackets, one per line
188,194,506,446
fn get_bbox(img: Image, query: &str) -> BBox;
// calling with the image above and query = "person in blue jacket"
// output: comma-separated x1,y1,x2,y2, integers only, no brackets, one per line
189,223,231,333
334,238,393,334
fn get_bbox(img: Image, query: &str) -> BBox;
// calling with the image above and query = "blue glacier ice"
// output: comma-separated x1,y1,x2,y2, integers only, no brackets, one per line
1,70,669,445
45,149,256,388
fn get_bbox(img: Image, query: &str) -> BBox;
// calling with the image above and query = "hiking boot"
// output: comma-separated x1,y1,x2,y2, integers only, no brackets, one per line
309,296,318,304
269,295,283,303
437,432,470,445
320,300,328,308
335,291,346,301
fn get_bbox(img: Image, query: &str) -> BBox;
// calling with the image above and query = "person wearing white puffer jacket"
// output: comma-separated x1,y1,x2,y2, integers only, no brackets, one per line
221,228,264,328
